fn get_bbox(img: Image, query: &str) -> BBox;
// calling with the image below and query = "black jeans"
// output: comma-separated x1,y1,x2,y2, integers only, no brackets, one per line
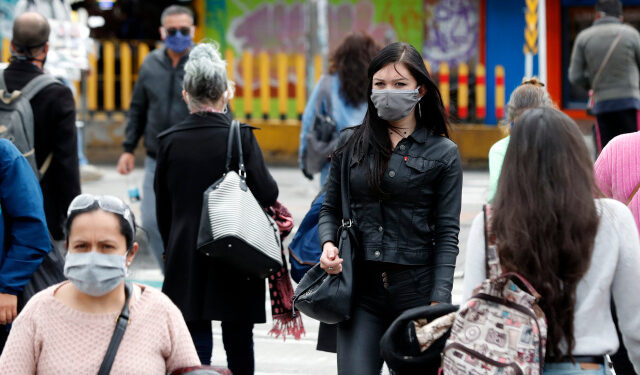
187,320,255,375
596,108,637,151
337,262,433,374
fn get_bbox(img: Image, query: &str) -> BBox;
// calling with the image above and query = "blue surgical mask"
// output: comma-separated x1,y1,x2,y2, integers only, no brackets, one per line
64,252,127,297
165,31,192,54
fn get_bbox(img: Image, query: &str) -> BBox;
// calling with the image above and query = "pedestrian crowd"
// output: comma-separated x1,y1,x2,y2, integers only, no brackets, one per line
0,0,639,374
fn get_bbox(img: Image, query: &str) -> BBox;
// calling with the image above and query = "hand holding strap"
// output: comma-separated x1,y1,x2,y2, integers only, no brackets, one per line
98,282,132,375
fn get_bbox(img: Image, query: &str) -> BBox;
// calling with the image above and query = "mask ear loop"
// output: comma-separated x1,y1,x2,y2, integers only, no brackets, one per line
418,101,422,118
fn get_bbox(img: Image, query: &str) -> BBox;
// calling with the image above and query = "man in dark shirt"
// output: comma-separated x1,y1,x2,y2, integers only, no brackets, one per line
3,12,80,242
116,5,195,271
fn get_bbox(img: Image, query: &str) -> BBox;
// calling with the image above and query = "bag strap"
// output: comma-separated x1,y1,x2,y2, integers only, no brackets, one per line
483,204,502,279
592,32,623,90
339,142,352,224
315,76,333,117
19,74,60,101
0,69,7,92
224,120,246,177
626,180,640,205
98,281,133,375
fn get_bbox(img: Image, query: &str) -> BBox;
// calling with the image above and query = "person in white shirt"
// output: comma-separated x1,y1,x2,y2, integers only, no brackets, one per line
463,107,640,374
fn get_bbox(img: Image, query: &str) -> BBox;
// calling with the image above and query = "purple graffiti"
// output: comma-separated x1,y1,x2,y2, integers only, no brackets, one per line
423,0,479,66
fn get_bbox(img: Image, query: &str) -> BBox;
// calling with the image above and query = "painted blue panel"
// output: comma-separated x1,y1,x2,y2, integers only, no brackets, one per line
485,0,527,125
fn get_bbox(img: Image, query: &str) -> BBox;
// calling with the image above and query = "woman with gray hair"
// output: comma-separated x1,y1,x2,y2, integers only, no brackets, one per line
487,78,554,202
154,43,279,375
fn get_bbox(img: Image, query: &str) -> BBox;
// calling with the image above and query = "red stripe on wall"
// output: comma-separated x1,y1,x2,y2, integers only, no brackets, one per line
496,77,505,85
546,0,562,107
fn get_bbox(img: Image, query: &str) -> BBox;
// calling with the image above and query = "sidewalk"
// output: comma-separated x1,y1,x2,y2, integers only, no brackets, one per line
81,165,490,374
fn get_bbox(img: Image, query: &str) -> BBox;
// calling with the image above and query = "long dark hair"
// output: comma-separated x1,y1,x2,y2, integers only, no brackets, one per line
340,42,449,196
329,32,380,106
492,107,600,360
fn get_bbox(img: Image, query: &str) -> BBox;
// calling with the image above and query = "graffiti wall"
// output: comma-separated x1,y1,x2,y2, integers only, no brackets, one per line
205,0,478,63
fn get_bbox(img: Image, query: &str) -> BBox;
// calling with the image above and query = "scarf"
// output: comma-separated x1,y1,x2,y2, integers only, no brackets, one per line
266,201,305,340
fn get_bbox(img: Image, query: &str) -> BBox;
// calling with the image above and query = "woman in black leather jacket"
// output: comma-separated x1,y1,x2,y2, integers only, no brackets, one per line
318,42,462,374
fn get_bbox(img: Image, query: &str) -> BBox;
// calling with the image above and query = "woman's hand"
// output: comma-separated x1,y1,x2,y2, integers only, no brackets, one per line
320,242,343,274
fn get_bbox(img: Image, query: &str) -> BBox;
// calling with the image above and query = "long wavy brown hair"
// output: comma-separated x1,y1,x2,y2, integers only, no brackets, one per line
328,32,380,106
492,107,600,360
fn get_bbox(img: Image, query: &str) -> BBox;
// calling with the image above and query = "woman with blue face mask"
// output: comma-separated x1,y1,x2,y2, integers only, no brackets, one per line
0,194,201,374
318,42,463,373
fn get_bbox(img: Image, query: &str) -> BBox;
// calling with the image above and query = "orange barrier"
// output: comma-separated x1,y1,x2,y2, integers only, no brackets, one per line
242,50,254,119
259,51,270,119
438,62,450,114
475,64,486,120
457,63,469,120
495,65,506,120
276,53,288,119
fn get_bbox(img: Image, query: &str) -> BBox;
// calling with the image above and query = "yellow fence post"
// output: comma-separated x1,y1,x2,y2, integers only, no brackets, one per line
242,51,254,119
259,51,270,119
88,50,98,111
314,54,323,84
295,54,306,120
276,53,288,120
225,49,235,110
495,65,506,120
438,62,450,114
423,59,431,75
1,38,10,63
137,42,149,70
457,63,469,120
103,41,115,111
120,42,132,110
475,64,486,120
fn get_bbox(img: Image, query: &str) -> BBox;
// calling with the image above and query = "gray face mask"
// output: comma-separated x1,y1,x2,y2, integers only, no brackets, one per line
370,87,421,122
64,252,127,297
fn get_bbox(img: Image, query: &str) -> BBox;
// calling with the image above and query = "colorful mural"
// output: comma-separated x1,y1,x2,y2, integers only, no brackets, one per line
205,0,422,53
423,0,479,67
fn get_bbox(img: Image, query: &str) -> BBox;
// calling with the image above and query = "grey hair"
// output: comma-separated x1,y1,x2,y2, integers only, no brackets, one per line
183,43,229,111
506,78,553,123
161,5,194,25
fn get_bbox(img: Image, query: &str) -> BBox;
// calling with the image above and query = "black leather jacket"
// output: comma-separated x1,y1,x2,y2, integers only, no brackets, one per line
318,126,463,303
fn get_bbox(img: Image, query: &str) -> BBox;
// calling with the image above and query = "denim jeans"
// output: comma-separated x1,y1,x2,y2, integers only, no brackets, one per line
337,262,433,374
142,157,164,272
543,359,612,375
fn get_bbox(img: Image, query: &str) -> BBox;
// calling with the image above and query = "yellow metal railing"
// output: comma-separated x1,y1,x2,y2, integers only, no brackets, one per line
1,38,504,122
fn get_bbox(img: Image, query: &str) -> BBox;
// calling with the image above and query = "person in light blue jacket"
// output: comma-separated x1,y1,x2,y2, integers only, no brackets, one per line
0,139,50,351
299,33,380,185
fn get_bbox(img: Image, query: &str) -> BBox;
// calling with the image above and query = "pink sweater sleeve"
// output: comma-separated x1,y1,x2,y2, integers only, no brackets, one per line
594,143,613,197
0,297,39,374
164,298,201,372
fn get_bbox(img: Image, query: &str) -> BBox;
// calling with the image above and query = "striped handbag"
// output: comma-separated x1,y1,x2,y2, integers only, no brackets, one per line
196,120,282,279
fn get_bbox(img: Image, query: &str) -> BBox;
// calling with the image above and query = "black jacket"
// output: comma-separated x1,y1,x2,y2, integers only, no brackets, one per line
154,112,278,322
123,47,190,158
318,127,462,303
4,61,80,240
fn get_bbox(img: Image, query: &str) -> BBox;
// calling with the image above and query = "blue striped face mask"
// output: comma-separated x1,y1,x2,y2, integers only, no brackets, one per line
370,87,422,122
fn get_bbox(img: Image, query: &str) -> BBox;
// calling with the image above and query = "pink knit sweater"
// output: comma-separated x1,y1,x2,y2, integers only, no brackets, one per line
0,282,200,374
594,132,640,234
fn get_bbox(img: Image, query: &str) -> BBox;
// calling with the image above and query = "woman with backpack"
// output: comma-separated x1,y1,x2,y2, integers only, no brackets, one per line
318,42,462,373
298,32,380,184
463,107,640,374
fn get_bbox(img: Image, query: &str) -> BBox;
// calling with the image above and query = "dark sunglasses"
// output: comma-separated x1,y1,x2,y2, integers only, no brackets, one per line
165,27,191,36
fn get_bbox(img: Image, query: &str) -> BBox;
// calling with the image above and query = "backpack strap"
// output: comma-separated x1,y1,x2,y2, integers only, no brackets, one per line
483,204,502,279
38,152,54,177
315,75,333,117
19,74,61,101
0,69,7,92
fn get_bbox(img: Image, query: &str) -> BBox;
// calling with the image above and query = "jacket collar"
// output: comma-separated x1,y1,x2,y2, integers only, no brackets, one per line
6,59,43,74
408,126,428,144
594,16,622,26
158,112,253,138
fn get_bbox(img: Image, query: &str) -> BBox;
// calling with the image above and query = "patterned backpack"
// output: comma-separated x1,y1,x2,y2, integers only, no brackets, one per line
442,205,547,374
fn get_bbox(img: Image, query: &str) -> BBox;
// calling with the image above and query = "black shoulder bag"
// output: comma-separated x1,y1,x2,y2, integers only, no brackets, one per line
98,281,132,375
292,144,357,324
